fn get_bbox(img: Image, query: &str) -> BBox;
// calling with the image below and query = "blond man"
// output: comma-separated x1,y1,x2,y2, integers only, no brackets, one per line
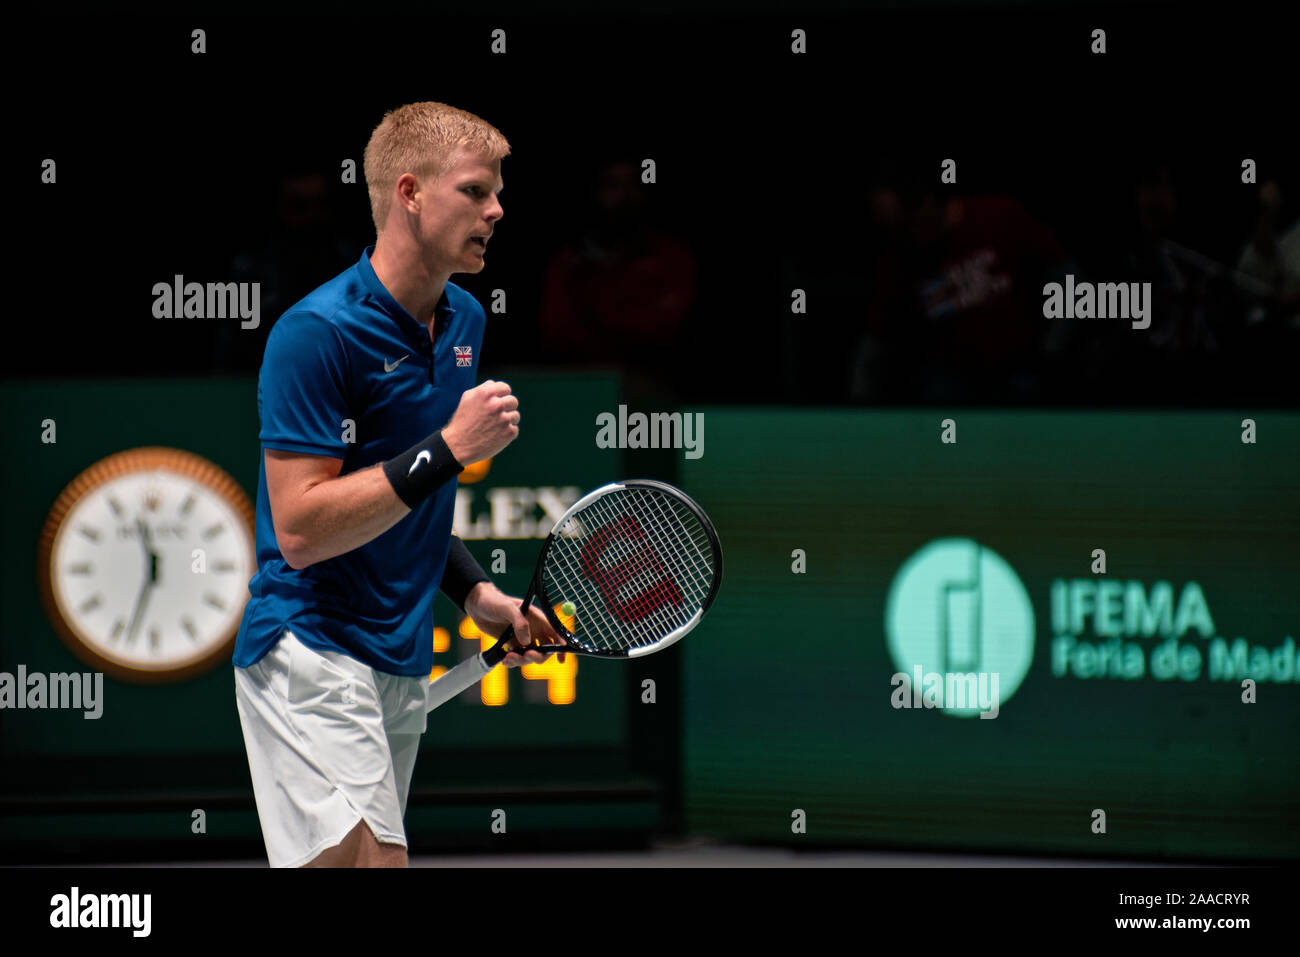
233,102,560,868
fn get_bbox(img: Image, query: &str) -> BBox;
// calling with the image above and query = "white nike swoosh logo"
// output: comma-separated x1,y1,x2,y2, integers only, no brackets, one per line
384,355,409,373
407,450,432,475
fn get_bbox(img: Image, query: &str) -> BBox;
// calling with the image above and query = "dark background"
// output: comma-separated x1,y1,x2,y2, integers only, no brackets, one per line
10,2,1298,406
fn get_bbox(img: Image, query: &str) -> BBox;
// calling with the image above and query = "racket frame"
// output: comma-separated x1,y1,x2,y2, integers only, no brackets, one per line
486,478,723,664
425,479,722,711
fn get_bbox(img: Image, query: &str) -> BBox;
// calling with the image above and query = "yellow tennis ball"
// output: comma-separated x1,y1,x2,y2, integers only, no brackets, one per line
560,601,576,617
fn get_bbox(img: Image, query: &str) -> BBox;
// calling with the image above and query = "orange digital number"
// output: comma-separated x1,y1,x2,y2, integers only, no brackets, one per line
431,613,579,706
521,654,577,705
459,616,508,705
429,626,451,681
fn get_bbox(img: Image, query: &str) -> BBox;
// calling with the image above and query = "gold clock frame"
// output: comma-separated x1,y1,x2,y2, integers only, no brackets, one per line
36,447,256,684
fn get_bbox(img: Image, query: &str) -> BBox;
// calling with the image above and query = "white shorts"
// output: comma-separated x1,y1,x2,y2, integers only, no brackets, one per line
233,629,429,868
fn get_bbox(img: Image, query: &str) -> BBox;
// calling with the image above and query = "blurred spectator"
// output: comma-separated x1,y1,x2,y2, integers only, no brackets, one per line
1111,164,1299,402
1123,165,1224,358
214,169,359,372
539,159,696,400
851,175,1071,403
1236,178,1300,328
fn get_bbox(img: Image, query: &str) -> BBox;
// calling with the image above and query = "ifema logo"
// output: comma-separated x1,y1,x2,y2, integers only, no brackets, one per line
886,538,1298,719
885,539,1035,719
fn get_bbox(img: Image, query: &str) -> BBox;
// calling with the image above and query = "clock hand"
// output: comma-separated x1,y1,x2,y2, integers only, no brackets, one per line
126,585,153,645
139,517,161,583
126,518,157,644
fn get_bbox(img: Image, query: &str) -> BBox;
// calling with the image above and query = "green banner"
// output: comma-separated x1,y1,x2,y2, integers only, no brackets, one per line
681,411,1299,860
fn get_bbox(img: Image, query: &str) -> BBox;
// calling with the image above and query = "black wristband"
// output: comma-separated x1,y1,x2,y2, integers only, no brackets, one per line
382,430,463,509
441,536,492,611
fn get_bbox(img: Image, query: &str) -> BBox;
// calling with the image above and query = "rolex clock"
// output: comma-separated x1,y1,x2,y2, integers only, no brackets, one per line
37,447,256,683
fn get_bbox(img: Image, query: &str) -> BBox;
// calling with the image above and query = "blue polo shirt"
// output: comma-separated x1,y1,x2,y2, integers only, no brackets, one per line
233,246,485,676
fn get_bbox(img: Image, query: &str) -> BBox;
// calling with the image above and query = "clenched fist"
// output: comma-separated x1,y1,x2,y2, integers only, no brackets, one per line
442,380,520,465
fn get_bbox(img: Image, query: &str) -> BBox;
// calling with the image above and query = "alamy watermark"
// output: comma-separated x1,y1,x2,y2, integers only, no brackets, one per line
50,887,150,937
595,405,703,459
1,666,103,719
152,275,260,329
1042,275,1151,330
890,666,1000,719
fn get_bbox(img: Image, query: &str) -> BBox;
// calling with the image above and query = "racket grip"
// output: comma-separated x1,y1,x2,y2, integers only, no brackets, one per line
425,629,517,713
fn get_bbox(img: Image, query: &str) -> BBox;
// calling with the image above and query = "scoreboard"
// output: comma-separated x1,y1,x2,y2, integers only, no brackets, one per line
418,374,630,752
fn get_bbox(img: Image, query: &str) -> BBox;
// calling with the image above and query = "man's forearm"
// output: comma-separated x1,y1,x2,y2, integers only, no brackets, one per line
276,464,413,569
277,430,464,570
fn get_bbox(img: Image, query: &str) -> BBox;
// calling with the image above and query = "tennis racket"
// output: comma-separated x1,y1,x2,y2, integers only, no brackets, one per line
427,479,722,711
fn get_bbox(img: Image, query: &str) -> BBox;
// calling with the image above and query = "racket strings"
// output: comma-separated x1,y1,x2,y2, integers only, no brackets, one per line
643,491,713,597
629,491,712,616
589,500,685,640
543,487,716,654
549,497,678,651
610,490,714,633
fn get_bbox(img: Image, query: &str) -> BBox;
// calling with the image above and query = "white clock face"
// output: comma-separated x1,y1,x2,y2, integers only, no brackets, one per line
48,468,256,674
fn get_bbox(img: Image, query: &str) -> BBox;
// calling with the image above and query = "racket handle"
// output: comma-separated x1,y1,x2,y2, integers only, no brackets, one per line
426,629,515,712
427,593,534,712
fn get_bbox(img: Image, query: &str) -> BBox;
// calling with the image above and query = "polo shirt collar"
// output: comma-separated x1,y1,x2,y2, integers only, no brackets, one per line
357,245,454,346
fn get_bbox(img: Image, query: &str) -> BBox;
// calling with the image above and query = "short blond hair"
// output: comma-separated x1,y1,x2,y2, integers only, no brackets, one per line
363,102,511,233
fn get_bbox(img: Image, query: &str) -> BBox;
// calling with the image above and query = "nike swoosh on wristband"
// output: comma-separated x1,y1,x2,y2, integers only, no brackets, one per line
384,355,409,373
407,449,432,475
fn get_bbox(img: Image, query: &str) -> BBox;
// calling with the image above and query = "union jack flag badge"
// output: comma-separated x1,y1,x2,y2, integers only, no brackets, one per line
454,346,473,367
